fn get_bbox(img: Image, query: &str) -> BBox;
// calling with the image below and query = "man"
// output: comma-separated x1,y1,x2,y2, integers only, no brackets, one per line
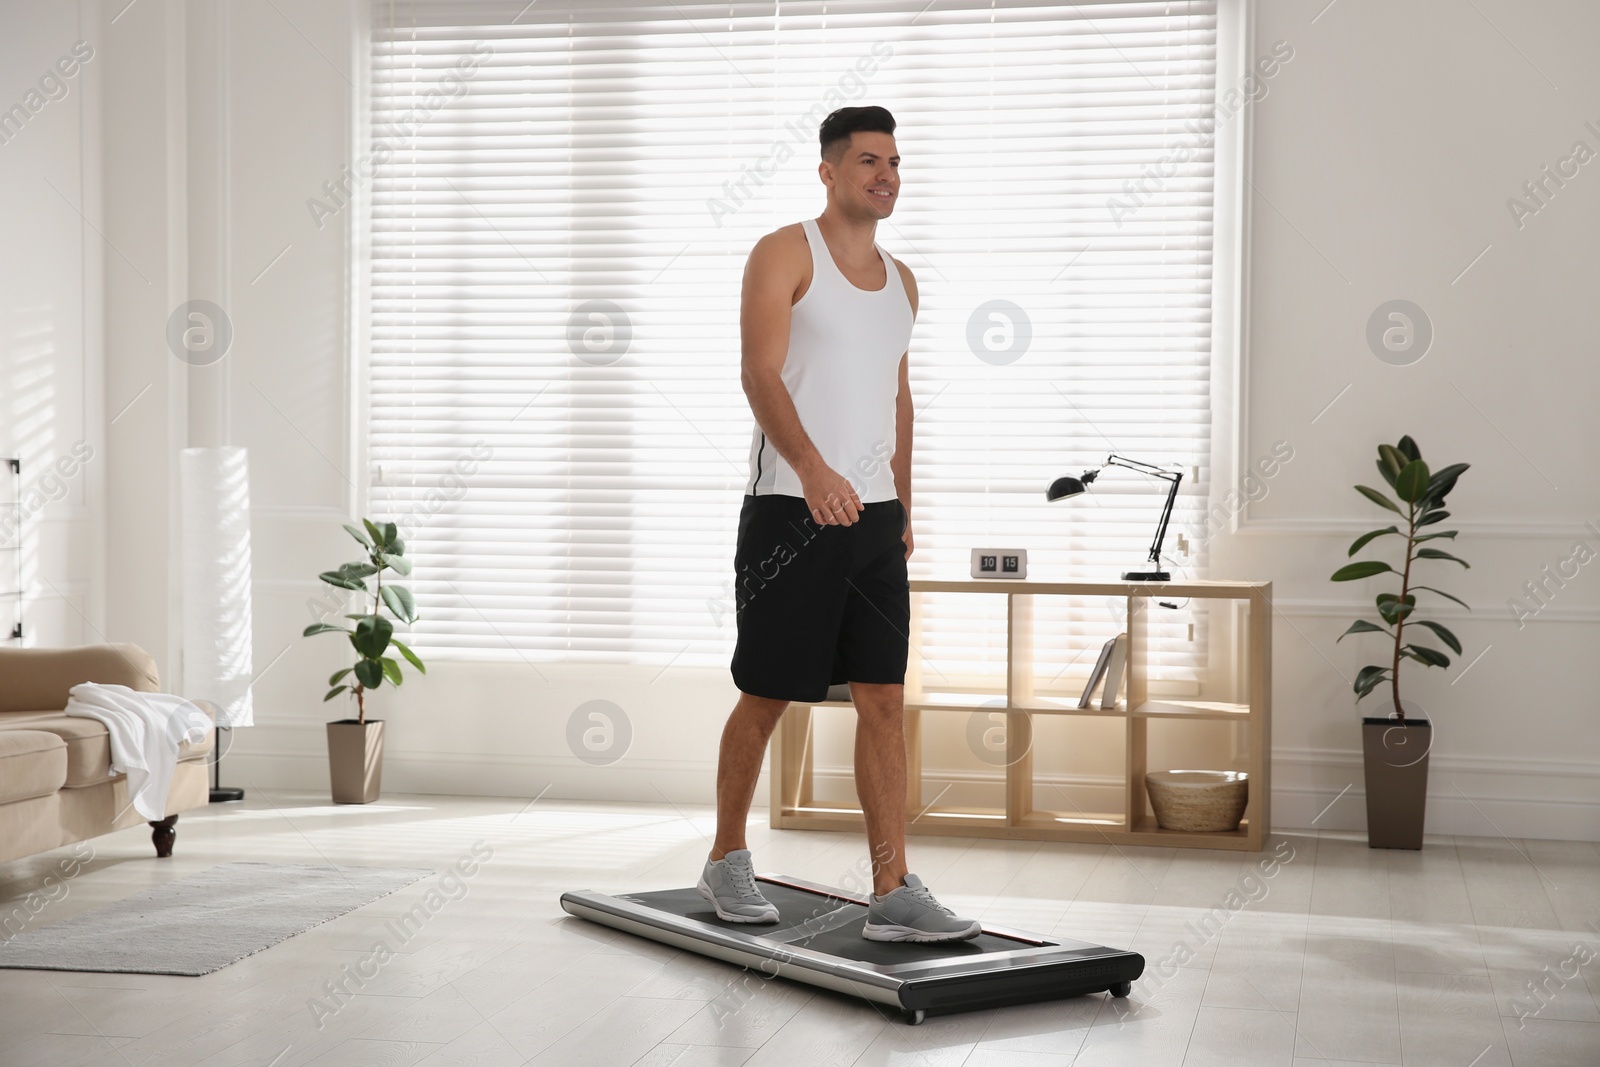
697,105,980,943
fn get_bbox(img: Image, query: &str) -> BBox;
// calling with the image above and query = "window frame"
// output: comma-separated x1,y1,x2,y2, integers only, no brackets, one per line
347,0,1255,697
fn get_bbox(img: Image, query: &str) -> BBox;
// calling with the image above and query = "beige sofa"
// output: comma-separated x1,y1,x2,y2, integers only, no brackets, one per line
0,644,215,864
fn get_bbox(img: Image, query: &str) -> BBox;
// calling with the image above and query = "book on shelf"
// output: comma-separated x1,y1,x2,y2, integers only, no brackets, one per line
1078,634,1119,708
1100,633,1129,710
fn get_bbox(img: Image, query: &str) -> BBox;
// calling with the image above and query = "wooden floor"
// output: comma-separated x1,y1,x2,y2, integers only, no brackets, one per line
1,791,1598,1066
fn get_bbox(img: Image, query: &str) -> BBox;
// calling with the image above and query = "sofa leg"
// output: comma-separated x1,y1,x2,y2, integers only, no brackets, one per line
149,814,178,858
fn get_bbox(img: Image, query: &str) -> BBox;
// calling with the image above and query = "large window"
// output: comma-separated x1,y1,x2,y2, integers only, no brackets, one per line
366,0,1225,693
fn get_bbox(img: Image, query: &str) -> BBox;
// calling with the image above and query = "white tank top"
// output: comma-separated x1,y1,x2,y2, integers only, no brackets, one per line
745,217,914,503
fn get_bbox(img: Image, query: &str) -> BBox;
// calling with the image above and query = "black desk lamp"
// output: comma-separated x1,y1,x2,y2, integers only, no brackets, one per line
1048,454,1183,581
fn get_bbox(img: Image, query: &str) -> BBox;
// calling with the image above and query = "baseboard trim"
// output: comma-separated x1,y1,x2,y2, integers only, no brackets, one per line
1236,516,1597,539
1275,745,1600,780
1272,782,1600,841
215,748,1600,842
1274,598,1597,625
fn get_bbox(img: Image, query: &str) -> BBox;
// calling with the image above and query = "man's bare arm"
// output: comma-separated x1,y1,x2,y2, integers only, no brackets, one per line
740,229,863,525
891,259,918,558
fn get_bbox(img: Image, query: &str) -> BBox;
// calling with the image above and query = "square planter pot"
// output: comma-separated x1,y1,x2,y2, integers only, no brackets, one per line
327,719,385,804
1361,716,1430,849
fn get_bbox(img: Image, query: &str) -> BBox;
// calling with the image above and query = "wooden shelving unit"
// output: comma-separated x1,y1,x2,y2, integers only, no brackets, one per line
769,578,1272,851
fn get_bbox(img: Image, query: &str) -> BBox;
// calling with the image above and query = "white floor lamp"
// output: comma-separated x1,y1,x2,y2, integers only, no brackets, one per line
180,446,254,802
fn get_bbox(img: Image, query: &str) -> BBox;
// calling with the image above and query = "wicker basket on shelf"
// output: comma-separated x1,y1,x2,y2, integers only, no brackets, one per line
1145,770,1248,832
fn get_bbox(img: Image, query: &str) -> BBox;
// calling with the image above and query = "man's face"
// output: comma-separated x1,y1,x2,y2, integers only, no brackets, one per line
826,131,899,218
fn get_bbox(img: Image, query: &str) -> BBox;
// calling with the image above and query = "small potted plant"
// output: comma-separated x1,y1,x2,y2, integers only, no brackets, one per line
303,520,424,804
1331,436,1468,849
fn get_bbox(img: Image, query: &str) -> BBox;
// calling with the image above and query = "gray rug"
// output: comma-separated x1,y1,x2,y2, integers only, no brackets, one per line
0,862,434,976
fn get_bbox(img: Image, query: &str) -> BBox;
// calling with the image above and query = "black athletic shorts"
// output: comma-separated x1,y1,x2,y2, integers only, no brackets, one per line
729,493,910,703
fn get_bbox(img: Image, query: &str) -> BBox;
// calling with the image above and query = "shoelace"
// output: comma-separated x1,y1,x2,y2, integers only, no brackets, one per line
899,882,952,915
723,858,760,898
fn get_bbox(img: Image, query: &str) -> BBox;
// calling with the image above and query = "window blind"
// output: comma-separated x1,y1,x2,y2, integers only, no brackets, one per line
366,0,1221,695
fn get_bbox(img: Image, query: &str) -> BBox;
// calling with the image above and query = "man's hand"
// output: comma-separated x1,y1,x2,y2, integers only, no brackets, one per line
902,520,914,561
801,465,863,526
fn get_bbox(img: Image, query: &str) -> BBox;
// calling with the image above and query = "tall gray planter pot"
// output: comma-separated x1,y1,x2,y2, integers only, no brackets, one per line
1361,717,1430,849
327,719,385,804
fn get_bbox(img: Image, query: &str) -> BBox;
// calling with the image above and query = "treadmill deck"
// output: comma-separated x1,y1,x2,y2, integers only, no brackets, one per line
560,873,1143,1021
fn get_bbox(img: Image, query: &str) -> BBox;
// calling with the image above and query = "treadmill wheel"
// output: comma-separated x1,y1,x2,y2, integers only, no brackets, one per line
1108,981,1132,998
902,1009,926,1026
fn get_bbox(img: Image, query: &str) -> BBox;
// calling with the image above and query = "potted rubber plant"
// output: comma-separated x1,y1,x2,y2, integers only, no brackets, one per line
1331,436,1468,849
303,520,424,803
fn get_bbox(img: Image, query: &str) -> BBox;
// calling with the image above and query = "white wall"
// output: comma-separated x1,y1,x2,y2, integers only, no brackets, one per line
125,0,757,810
39,0,1599,841
204,0,369,794
0,2,100,648
1209,0,1600,838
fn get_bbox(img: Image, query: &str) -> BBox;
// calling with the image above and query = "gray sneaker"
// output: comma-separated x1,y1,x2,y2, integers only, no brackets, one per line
697,849,780,923
863,874,981,942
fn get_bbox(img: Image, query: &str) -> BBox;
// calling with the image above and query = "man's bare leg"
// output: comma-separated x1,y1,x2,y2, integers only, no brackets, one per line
709,692,790,861
849,681,911,895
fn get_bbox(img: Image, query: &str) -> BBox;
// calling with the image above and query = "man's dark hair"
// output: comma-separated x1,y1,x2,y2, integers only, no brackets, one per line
819,105,896,163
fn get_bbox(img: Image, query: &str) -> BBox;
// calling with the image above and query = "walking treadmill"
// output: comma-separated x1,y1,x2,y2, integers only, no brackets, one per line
560,872,1143,1024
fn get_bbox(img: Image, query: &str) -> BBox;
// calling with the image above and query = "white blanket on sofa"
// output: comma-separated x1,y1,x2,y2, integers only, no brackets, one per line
63,683,212,821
